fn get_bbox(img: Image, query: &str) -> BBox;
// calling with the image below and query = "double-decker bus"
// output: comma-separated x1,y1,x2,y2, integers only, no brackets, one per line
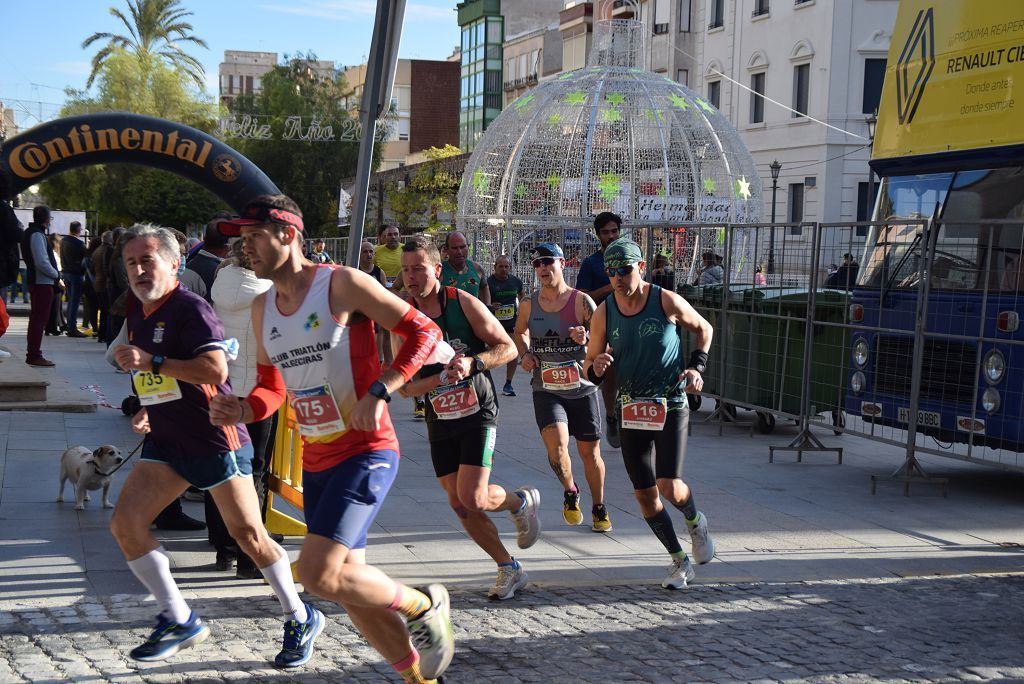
845,1,1024,456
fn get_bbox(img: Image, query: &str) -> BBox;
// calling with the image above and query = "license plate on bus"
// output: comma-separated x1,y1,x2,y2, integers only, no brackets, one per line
897,407,941,428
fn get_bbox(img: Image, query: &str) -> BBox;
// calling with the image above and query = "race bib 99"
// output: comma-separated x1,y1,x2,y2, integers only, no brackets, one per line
541,360,581,391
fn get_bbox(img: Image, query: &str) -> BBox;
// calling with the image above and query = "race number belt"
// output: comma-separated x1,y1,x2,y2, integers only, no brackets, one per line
288,384,346,438
428,379,480,420
131,371,183,406
540,360,581,391
494,304,516,321
620,396,668,431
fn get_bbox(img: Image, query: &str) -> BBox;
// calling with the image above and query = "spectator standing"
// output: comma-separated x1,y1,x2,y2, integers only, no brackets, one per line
486,254,523,396
209,241,275,578
20,206,61,366
92,231,114,343
0,191,24,303
697,251,724,285
81,236,102,335
187,216,232,296
106,229,130,348
309,239,333,264
47,234,68,336
826,253,860,290
373,225,402,290
60,221,89,336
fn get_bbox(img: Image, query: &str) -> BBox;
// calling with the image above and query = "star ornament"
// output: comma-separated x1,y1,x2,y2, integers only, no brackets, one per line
602,109,622,123
514,94,535,110
565,91,587,105
696,98,717,114
472,170,490,194
598,172,622,202
734,176,752,200
606,92,626,106
703,177,716,194
668,93,689,110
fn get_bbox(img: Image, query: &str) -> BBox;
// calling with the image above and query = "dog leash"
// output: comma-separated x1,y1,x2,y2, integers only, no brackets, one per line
93,438,146,478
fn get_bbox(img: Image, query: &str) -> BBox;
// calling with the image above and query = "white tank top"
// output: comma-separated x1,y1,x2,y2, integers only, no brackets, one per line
262,265,397,470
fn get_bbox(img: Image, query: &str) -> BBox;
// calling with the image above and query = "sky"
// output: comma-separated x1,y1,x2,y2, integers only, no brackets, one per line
0,0,461,129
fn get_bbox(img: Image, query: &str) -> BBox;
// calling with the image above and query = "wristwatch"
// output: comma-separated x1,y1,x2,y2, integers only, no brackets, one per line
368,380,392,403
151,355,165,375
471,355,486,375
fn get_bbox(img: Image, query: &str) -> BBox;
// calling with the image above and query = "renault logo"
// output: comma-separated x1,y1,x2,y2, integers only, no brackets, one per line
896,7,935,124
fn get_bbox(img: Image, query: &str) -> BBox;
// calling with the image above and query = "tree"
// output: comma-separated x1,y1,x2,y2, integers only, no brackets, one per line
42,50,223,230
82,0,208,89
229,54,376,236
385,145,463,233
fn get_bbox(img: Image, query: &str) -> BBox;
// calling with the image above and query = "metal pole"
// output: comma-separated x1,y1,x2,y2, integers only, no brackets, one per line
346,0,407,267
768,178,778,274
902,218,934,469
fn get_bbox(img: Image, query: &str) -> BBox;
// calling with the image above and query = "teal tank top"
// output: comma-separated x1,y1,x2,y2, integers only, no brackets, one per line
606,284,686,410
441,261,481,298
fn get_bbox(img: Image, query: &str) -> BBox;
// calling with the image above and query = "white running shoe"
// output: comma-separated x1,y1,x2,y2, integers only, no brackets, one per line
510,487,541,549
405,584,454,679
488,563,528,600
661,556,696,590
687,511,715,565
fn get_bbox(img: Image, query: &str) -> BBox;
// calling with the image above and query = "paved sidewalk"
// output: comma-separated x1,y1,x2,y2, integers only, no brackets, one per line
1,315,1023,682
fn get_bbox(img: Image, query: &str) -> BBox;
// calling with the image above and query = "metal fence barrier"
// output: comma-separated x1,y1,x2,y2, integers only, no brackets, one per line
272,220,1024,495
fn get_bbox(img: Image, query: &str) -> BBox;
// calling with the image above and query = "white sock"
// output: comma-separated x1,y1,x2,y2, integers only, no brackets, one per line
259,549,307,623
127,547,191,624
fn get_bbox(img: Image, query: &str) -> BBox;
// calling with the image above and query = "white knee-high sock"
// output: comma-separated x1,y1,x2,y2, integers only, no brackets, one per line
127,547,191,624
259,548,307,623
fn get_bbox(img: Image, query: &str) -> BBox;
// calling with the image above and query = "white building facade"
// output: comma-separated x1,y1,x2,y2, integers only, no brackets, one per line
695,0,897,238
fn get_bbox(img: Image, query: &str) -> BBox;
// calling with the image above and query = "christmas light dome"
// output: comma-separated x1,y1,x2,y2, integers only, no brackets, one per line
456,17,763,232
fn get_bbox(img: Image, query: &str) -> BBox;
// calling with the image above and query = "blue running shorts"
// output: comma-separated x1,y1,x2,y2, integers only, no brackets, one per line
141,440,254,491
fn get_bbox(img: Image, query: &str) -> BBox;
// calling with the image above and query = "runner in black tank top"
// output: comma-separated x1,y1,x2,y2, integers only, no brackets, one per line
583,239,718,591
396,237,543,601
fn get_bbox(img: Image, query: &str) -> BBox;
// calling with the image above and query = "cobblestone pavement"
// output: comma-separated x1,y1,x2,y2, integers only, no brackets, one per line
2,573,1023,683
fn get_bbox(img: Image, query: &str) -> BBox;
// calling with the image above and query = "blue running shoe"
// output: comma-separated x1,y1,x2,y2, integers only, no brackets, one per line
275,603,325,668
129,612,209,661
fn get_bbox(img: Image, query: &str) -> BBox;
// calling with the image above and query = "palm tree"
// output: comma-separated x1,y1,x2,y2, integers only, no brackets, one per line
82,0,208,89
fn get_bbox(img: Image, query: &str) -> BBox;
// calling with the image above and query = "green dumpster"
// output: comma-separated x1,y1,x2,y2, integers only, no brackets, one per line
745,288,850,433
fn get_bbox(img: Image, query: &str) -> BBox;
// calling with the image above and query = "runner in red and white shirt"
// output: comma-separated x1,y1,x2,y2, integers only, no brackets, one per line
209,195,454,683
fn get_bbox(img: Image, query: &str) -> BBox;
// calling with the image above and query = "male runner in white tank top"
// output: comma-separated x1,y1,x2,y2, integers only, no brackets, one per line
209,195,455,683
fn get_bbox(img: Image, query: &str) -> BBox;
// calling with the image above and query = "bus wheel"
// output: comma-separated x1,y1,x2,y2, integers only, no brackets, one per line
756,411,776,434
832,410,846,436
688,394,702,412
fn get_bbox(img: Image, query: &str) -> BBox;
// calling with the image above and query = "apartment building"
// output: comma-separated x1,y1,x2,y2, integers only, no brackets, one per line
696,0,898,231
219,51,334,107
343,59,460,171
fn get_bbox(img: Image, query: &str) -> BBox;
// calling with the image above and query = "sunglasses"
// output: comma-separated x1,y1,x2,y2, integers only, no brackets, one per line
532,257,557,268
605,264,636,277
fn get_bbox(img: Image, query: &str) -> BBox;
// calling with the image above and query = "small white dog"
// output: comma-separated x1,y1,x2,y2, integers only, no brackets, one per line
58,445,124,510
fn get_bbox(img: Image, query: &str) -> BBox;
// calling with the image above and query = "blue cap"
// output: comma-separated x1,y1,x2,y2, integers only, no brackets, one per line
531,242,564,260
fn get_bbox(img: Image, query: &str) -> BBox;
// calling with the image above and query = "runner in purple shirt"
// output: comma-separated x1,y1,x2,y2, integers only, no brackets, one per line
108,225,323,668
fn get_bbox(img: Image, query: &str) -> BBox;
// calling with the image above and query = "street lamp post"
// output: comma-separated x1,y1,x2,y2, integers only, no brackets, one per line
865,109,878,221
768,159,781,274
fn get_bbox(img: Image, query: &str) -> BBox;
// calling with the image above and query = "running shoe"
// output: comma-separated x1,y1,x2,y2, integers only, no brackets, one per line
661,556,696,590
275,603,325,668
606,416,620,449
488,562,528,600
591,504,613,533
687,511,716,565
510,487,541,549
406,584,454,679
562,487,583,526
414,398,426,420
129,612,210,661
502,381,516,397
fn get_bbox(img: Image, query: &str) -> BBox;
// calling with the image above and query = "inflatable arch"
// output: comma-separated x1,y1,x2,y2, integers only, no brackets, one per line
0,113,279,210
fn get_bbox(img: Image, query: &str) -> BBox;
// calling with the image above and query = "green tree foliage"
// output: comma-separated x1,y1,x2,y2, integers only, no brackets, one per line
386,145,463,233
42,50,223,230
228,54,372,237
82,0,208,89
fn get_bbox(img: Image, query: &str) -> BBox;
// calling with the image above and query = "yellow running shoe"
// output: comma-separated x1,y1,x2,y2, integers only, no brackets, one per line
562,487,583,526
592,504,613,533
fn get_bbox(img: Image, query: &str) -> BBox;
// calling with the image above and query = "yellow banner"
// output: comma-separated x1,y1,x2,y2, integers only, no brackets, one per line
873,1,1024,161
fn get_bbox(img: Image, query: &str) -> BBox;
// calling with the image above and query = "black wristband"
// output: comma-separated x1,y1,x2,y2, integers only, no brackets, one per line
586,365,605,385
687,350,709,374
